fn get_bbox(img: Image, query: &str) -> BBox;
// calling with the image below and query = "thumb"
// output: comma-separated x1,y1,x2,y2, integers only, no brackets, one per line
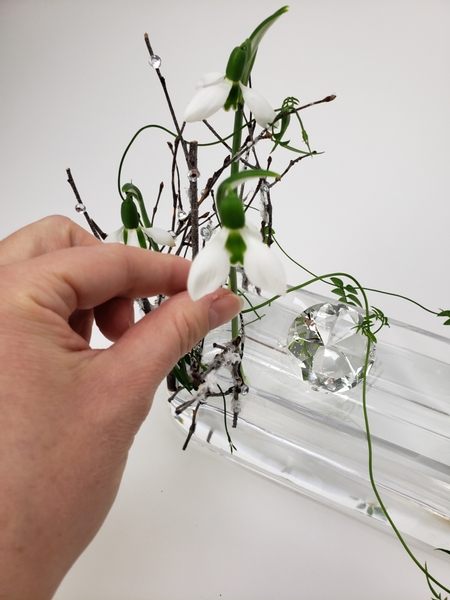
93,288,242,410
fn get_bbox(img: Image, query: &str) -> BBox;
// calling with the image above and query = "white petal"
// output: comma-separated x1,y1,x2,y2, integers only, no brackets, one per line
104,227,125,243
241,227,286,296
187,229,230,301
240,83,277,128
143,226,176,247
184,78,233,122
196,72,225,89
124,229,141,247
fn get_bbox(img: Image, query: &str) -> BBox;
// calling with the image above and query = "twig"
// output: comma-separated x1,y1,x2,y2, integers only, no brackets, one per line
269,153,312,187
144,33,189,160
66,168,107,240
151,181,164,226
167,140,181,233
187,141,199,257
201,120,233,152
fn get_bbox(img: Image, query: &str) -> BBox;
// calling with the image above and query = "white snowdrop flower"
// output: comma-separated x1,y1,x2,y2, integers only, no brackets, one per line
184,72,276,129
184,72,233,123
105,225,176,248
187,224,286,301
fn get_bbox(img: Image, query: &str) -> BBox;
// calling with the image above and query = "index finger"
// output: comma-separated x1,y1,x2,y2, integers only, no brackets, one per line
11,242,191,320
0,215,101,266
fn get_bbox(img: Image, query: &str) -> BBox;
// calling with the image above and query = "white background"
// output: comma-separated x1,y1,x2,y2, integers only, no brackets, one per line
1,1,449,598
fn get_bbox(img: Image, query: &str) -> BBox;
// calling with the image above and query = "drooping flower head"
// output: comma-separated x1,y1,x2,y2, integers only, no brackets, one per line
187,170,286,301
105,184,175,249
184,6,289,127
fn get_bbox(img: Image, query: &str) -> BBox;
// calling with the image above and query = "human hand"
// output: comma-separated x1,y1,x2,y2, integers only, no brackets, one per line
0,216,242,600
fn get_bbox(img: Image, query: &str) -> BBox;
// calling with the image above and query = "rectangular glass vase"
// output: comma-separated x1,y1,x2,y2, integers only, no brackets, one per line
169,288,450,549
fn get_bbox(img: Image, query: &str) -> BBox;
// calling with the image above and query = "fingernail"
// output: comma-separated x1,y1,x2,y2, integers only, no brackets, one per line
207,290,243,331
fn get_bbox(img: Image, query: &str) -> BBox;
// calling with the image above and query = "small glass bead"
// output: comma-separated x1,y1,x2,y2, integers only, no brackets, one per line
75,202,86,213
178,210,188,221
148,55,161,68
200,226,212,241
188,169,200,183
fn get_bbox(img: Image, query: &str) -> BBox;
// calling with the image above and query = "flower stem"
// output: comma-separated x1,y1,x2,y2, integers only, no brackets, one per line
231,107,243,177
229,106,244,338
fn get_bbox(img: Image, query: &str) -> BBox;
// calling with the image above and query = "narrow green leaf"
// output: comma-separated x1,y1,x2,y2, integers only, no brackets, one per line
345,284,358,294
330,287,343,296
366,330,377,343
242,6,289,84
276,141,316,155
172,363,193,391
347,294,362,307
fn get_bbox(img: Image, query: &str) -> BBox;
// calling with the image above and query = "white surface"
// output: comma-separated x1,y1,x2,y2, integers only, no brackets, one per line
1,1,449,598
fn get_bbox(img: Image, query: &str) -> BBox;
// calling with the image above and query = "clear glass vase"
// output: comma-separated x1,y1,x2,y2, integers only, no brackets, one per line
169,288,450,549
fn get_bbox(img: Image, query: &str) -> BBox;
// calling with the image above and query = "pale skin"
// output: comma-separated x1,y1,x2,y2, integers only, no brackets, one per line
0,216,242,600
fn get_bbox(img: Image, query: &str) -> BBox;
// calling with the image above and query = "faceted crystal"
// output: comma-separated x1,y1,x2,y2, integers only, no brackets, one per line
286,302,375,392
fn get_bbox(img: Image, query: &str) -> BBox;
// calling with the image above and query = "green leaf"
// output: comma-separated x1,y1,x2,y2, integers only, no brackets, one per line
345,284,358,294
276,141,316,155
435,547,450,556
366,330,377,343
330,277,344,288
347,294,362,307
331,287,343,296
241,6,289,84
172,363,193,392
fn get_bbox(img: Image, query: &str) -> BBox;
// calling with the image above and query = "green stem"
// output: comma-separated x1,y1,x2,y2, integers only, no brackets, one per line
136,197,152,229
231,108,243,176
117,124,177,201
229,106,244,339
273,234,442,317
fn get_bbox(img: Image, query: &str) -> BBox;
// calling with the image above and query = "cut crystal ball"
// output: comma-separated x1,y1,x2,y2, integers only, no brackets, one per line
286,302,375,393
